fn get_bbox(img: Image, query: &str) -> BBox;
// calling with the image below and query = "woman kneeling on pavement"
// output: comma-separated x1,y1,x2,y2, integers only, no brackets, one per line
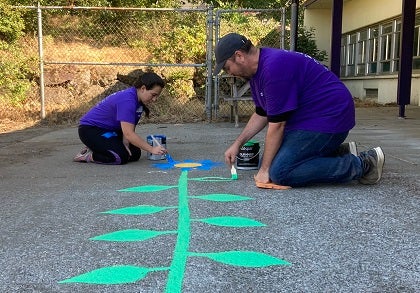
73,72,167,165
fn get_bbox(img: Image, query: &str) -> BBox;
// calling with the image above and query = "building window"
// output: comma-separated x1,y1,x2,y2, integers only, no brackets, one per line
379,22,398,73
356,30,368,75
347,33,357,76
340,36,347,76
341,12,418,77
367,28,378,74
394,21,401,70
414,14,420,70
379,23,392,72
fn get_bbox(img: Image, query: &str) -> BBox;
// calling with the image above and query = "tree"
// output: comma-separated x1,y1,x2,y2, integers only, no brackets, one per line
295,27,327,61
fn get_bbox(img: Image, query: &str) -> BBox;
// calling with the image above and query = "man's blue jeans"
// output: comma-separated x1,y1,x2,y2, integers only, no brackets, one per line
269,130,363,187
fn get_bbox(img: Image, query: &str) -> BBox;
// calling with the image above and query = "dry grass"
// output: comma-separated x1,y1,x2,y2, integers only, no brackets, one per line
0,94,395,134
353,97,397,107
0,39,395,133
1,37,201,132
0,83,208,133
43,39,152,63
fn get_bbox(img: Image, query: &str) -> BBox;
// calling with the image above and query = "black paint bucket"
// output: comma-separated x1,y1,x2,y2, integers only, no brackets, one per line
236,140,260,170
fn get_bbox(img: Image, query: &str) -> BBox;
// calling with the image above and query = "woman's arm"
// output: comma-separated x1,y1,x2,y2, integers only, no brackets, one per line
120,121,165,155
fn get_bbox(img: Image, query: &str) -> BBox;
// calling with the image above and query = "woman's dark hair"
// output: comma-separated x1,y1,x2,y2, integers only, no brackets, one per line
133,72,165,90
133,72,165,118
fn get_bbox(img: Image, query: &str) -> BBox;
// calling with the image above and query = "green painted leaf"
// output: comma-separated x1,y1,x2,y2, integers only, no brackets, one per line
191,193,252,202
102,205,175,215
58,265,149,284
118,185,176,192
196,216,265,227
191,251,291,267
90,229,176,242
189,177,232,182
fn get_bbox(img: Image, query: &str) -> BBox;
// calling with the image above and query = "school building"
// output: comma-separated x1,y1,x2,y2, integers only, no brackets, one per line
303,0,420,108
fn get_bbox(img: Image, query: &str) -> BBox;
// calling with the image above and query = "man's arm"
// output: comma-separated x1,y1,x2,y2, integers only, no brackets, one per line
254,121,286,183
224,113,268,165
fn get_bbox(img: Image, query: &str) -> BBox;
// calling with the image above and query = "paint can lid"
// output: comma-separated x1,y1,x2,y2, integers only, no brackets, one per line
243,140,259,146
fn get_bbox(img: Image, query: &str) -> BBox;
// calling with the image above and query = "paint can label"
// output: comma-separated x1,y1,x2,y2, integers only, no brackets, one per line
147,134,167,160
236,140,260,170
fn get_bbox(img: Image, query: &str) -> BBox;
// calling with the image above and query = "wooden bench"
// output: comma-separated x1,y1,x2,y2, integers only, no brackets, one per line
220,75,253,127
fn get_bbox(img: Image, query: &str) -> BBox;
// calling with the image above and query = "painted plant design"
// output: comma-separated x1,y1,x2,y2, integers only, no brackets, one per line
59,162,290,292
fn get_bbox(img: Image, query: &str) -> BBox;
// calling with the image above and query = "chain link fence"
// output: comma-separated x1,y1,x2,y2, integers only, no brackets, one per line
213,8,286,124
2,5,285,127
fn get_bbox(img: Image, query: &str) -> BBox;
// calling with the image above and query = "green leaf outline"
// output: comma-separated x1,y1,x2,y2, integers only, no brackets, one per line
190,193,252,202
195,216,266,227
190,250,291,267
189,177,232,182
102,205,176,215
58,265,168,284
118,185,177,192
90,229,176,242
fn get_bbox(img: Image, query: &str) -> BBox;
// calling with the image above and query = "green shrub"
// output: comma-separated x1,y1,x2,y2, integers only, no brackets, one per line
0,2,25,43
147,15,207,64
0,41,37,105
162,68,196,104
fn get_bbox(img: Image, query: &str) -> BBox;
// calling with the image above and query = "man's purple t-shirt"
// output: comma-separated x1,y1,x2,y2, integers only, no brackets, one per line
80,87,143,130
250,48,355,133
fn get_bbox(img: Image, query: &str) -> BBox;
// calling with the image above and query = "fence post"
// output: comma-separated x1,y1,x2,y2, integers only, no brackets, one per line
213,10,221,119
205,6,214,121
36,2,46,119
281,7,286,49
290,0,298,51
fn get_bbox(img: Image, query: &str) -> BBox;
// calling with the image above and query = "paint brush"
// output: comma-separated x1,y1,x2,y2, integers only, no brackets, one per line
231,165,238,180
165,152,175,164
150,134,174,163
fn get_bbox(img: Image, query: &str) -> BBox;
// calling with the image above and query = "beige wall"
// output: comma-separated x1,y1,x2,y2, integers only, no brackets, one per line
304,0,420,65
303,8,331,65
304,0,420,105
343,74,420,105
342,0,409,33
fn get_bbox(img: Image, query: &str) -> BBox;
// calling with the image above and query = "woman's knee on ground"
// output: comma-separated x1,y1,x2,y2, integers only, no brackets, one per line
128,148,141,162
106,149,130,165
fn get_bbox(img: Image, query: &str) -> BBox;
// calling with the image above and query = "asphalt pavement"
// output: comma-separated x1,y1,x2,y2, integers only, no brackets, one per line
0,106,419,293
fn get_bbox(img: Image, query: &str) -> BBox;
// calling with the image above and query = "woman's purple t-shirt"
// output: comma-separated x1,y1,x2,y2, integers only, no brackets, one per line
250,48,355,133
80,87,143,130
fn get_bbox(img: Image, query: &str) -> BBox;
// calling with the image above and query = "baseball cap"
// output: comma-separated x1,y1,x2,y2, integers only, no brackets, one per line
213,33,248,75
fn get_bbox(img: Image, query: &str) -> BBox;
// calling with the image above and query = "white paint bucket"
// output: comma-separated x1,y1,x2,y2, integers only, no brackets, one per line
147,134,166,160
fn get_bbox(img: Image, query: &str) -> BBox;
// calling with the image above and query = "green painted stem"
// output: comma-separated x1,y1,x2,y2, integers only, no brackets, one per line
165,170,190,293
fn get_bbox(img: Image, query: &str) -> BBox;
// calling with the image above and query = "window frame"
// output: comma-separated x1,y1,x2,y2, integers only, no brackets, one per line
340,12,419,77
